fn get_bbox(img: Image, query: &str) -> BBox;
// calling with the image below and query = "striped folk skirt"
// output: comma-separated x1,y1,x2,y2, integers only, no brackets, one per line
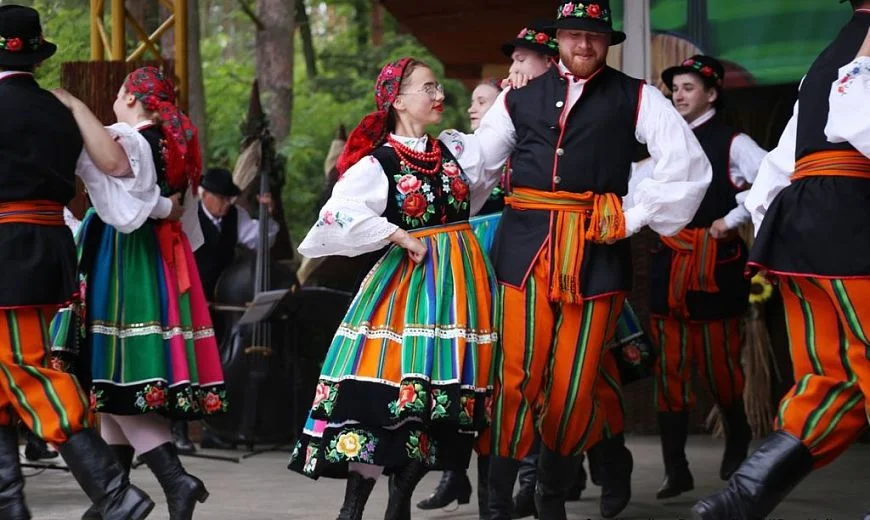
469,212,501,255
288,223,497,479
50,210,227,419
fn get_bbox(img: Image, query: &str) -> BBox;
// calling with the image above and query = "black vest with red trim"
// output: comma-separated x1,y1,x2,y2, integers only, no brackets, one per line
0,73,82,307
749,10,870,277
688,115,740,229
371,140,471,230
649,114,749,320
493,66,642,297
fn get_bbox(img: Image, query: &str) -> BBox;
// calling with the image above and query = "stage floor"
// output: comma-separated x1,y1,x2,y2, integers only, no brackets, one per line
26,434,867,519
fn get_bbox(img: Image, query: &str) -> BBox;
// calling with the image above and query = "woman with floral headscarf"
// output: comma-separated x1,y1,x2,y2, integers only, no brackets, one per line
50,66,223,520
287,57,501,520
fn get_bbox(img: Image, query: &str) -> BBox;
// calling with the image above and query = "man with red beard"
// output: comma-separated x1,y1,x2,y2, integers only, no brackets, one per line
476,1,711,518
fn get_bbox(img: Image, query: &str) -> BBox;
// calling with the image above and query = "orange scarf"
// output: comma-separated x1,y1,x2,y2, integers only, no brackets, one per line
505,187,626,304
660,228,719,317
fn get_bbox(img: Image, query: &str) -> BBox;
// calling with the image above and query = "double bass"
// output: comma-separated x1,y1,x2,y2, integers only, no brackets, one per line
202,155,298,446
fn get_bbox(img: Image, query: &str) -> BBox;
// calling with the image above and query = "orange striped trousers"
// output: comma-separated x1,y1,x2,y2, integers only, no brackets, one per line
652,316,745,412
776,276,870,468
0,307,90,444
490,252,624,459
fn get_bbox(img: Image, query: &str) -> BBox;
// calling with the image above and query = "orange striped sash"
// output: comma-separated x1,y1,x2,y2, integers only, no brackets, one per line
0,200,64,226
661,228,719,317
792,150,870,181
505,187,626,304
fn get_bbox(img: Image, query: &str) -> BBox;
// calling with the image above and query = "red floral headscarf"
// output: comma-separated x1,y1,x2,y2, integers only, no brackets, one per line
336,57,416,175
123,66,203,191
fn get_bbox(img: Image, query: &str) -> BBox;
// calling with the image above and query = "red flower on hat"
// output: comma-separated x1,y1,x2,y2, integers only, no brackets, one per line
5,38,23,52
535,32,549,44
701,66,714,77
587,4,602,18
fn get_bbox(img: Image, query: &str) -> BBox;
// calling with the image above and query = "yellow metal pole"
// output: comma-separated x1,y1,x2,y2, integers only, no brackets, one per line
110,0,125,60
174,0,189,110
90,0,104,60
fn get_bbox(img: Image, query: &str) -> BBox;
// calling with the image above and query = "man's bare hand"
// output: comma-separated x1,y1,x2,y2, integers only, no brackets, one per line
166,193,184,221
709,218,730,239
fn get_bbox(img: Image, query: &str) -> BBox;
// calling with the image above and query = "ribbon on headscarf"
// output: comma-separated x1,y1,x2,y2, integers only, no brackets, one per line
336,57,416,175
155,220,191,294
123,66,203,191
660,228,719,317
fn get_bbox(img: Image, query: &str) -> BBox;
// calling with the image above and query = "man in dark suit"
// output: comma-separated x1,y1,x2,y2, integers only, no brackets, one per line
171,167,278,453
0,6,154,519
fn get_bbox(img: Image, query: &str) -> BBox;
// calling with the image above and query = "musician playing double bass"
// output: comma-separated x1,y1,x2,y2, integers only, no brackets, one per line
172,167,280,453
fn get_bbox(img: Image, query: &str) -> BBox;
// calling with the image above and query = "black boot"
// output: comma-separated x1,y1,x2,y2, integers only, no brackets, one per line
720,400,753,480
656,412,694,499
565,453,586,502
199,427,237,450
588,434,632,519
81,445,135,520
0,427,30,520
488,456,520,520
171,421,197,455
139,442,209,520
533,445,580,520
477,456,490,520
512,452,538,519
59,430,154,520
384,460,427,520
415,470,471,509
24,430,58,461
692,430,813,520
336,471,376,520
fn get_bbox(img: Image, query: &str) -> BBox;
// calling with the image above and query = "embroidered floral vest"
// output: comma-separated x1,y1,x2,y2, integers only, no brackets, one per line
371,141,472,230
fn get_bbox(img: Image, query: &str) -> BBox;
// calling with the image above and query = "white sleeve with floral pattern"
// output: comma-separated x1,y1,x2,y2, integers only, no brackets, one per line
438,129,504,216
825,57,870,158
297,155,399,258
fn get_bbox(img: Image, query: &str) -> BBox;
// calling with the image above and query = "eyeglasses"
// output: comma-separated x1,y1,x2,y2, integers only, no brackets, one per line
398,82,444,99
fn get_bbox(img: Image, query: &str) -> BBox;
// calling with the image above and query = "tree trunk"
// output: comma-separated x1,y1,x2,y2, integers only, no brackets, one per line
255,0,295,144
186,0,208,157
296,0,317,78
371,0,383,47
353,0,368,48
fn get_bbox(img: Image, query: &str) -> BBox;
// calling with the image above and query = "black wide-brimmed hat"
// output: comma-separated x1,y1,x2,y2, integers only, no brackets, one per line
661,55,726,90
201,168,242,197
550,1,626,46
501,20,559,58
0,5,57,68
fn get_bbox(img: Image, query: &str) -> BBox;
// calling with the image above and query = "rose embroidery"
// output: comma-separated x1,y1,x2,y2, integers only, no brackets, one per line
315,210,352,228
389,381,427,416
561,3,575,17
203,391,223,413
311,381,337,416
450,177,469,203
145,386,166,408
326,429,377,463
396,174,423,195
442,161,461,178
402,192,428,218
